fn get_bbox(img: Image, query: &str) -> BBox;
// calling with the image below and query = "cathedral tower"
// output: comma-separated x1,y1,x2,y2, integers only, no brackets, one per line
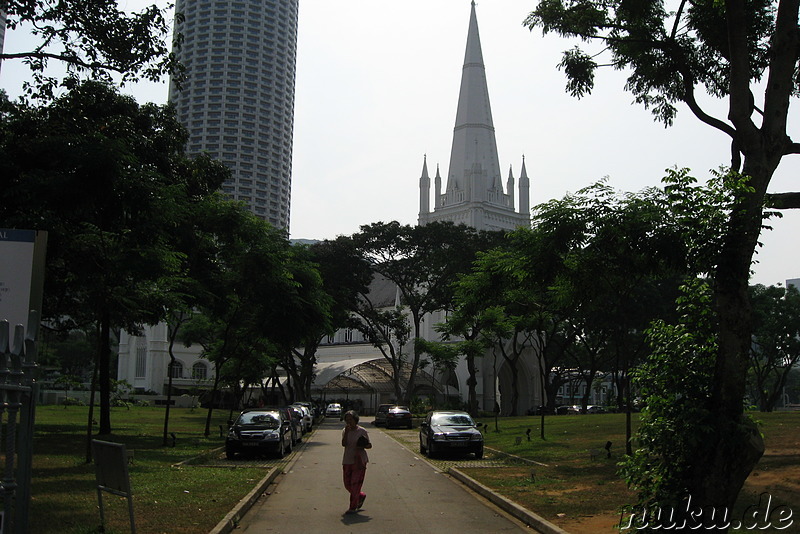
418,1,530,232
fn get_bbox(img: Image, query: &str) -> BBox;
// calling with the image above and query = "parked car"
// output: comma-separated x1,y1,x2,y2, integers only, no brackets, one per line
556,405,580,415
225,408,293,459
419,410,483,459
373,404,393,426
528,405,554,416
293,401,316,422
326,403,343,418
585,405,607,414
292,403,313,432
286,406,304,443
385,405,413,429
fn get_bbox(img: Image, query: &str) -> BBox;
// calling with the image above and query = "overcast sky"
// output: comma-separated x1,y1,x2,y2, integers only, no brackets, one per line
2,0,798,286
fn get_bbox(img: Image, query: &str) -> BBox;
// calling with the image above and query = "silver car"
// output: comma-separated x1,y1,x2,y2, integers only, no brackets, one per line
292,403,313,432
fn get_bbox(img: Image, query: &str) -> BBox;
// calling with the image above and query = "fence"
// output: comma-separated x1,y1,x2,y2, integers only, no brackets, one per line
0,316,39,534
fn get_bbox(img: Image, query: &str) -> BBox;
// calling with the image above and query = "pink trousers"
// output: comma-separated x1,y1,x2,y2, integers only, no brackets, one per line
342,463,366,511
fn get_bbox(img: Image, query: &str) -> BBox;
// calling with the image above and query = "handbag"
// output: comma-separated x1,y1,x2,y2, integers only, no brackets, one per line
356,435,370,448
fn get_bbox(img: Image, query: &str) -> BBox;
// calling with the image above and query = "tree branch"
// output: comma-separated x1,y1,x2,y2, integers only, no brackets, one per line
0,51,121,73
764,192,800,209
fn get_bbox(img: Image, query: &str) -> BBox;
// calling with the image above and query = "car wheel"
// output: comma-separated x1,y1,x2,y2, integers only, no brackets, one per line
407,423,413,429
285,437,292,453
426,438,436,457
276,438,286,459
419,437,426,454
474,447,484,460
225,448,235,460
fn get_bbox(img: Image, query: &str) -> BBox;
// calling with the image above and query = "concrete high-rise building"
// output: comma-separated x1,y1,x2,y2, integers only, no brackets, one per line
418,1,530,232
169,0,298,231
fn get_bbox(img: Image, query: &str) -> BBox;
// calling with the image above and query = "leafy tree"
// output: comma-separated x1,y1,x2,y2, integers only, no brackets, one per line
748,283,800,411
53,374,82,407
0,81,228,439
178,206,295,436
436,277,497,417
1,0,182,99
272,239,370,402
525,1,800,515
621,280,725,528
349,276,411,403
351,221,497,405
39,328,94,379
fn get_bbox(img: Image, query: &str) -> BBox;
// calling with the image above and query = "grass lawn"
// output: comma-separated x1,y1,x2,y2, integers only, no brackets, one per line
24,406,799,533
29,405,267,534
466,412,800,533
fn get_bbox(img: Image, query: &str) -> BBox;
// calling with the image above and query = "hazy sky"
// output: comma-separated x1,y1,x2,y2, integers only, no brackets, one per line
2,0,798,286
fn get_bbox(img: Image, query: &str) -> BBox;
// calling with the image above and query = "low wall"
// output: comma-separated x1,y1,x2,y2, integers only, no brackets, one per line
37,390,198,408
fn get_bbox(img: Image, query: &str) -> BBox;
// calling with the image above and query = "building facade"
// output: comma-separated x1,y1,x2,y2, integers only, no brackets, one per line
169,0,298,230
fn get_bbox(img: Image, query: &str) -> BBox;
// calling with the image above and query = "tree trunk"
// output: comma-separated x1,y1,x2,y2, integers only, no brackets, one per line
403,314,423,405
163,357,175,446
204,366,223,437
466,353,478,416
98,309,111,435
85,346,99,463
685,156,772,522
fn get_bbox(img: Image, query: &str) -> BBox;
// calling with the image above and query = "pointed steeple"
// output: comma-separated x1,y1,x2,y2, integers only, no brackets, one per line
434,164,442,208
419,154,431,215
507,165,515,210
445,0,502,195
518,155,530,219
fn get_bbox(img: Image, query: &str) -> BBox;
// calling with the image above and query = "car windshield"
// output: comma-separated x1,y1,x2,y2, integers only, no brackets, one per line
391,406,409,412
431,414,475,426
238,412,280,428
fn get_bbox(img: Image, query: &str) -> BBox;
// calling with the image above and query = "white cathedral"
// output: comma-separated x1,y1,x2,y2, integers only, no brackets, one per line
118,2,543,415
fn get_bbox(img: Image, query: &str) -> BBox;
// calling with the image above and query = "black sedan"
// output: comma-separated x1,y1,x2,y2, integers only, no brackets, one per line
419,410,483,459
225,409,293,459
385,405,413,429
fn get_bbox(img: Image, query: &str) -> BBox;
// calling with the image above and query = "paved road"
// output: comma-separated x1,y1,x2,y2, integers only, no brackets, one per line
236,418,529,533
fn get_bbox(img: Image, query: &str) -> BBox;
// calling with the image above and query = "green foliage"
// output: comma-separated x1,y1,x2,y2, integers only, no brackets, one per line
748,283,800,410
2,0,182,100
524,0,781,126
351,221,500,404
620,279,757,525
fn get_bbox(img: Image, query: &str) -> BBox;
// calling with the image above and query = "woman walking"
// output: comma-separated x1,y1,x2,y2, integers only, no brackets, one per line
341,410,371,514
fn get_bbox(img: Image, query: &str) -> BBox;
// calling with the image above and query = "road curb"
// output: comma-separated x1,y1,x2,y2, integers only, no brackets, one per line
208,466,280,534
209,426,317,534
449,467,570,534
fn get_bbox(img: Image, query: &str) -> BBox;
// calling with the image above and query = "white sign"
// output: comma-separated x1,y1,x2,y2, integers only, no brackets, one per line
0,229,38,334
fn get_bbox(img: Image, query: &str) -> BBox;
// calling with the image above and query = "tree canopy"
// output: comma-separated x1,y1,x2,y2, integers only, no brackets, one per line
525,0,799,520
1,0,181,99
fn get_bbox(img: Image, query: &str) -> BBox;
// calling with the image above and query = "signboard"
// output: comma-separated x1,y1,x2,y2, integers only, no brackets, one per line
0,229,47,335
92,440,136,533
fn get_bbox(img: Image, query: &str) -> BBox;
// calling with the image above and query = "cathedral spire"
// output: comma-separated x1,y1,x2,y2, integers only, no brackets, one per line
507,165,516,210
445,0,502,195
419,154,431,215
434,164,442,209
518,155,531,219
417,3,530,232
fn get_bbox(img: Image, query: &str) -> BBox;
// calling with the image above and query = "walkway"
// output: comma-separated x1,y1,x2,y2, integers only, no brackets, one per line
236,418,529,533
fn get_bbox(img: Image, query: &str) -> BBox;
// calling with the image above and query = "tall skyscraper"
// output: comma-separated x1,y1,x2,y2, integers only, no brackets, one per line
418,1,530,232
169,0,298,231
